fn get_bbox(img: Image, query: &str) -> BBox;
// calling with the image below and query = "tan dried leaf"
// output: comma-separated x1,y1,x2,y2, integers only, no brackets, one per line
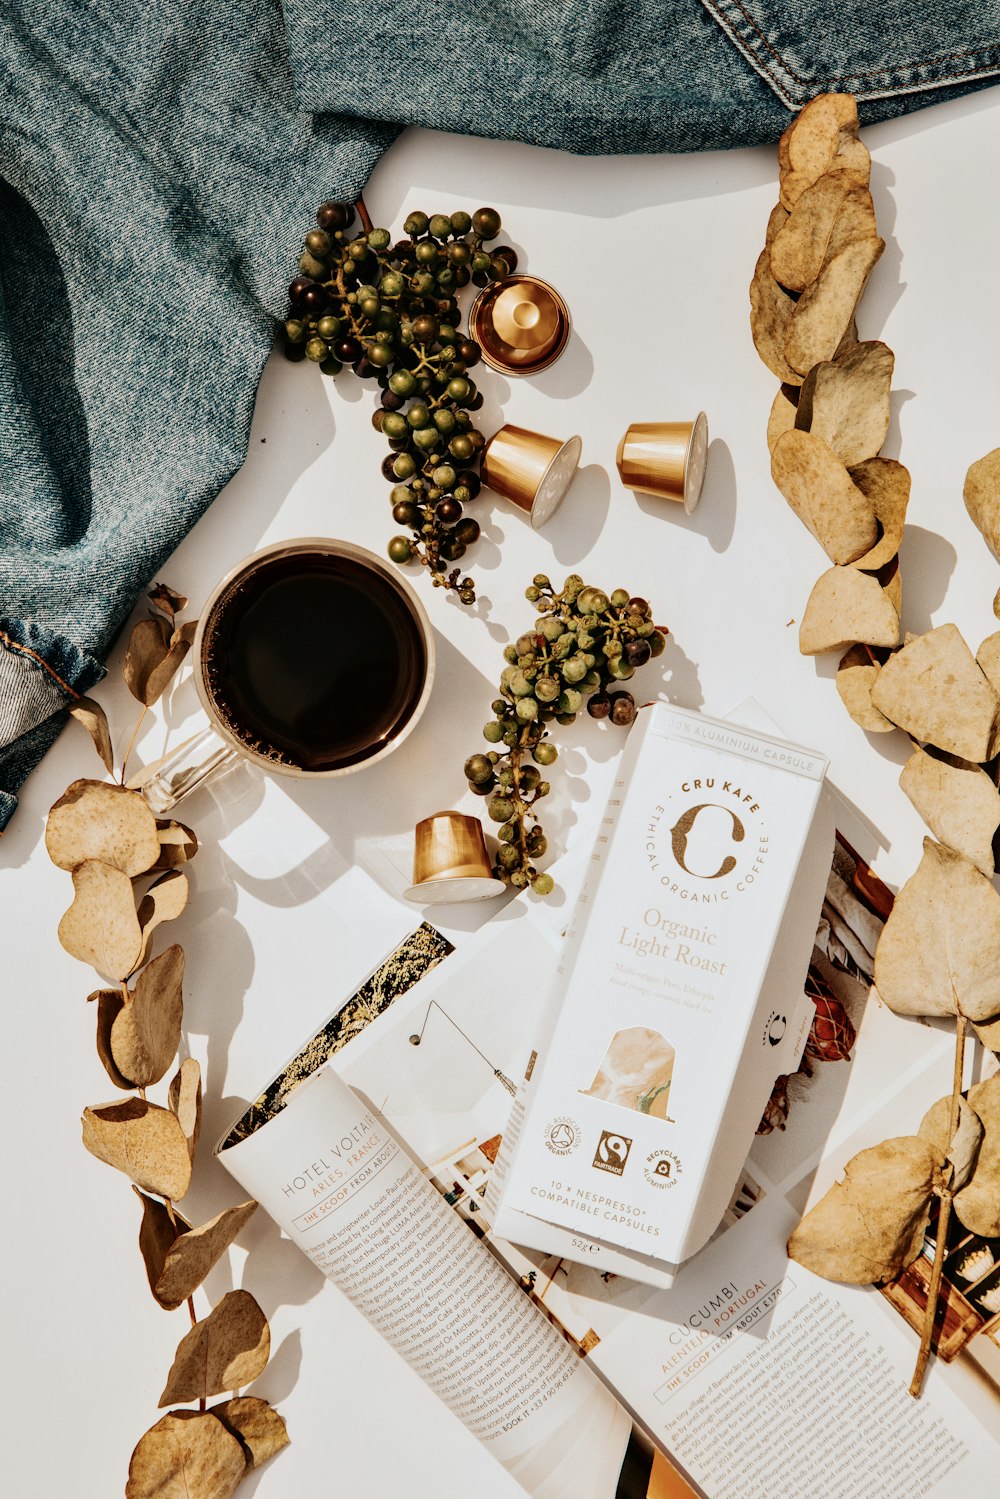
126,1410,246,1499
879,557,901,617
169,1056,202,1162
964,448,1000,561
82,1097,192,1199
46,780,159,875
134,1187,191,1305
770,169,855,291
874,838,1000,1021
870,623,1000,760
824,184,878,261
919,1095,983,1193
955,1074,1000,1237
771,430,877,563
975,631,1000,698
848,458,911,571
787,1136,941,1284
974,1014,1000,1053
779,93,869,210
795,341,893,466
213,1398,289,1471
154,1200,259,1311
766,385,799,453
135,870,190,970
110,944,184,1088
995,587,1000,623
148,583,189,624
160,1290,270,1406
750,245,803,386
94,987,132,1090
58,860,143,979
799,567,898,657
836,644,895,733
152,819,198,870
124,616,172,704
785,236,885,375
68,697,114,775
899,747,1000,876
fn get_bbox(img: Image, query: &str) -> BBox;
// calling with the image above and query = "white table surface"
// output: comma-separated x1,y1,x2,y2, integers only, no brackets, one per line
5,87,1000,1498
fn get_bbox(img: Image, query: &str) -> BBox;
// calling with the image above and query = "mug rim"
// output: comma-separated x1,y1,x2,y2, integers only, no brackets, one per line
191,536,436,779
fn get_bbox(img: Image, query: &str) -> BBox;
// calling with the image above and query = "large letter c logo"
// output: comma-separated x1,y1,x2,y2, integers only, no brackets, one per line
670,803,745,879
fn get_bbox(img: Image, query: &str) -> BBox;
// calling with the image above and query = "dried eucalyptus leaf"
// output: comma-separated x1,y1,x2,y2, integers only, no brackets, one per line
134,1187,191,1306
68,697,114,776
779,93,869,210
213,1398,289,1471
770,170,856,291
771,430,877,563
795,341,893,466
799,566,898,656
836,644,895,733
870,624,1000,760
975,631,1000,698
787,1136,941,1284
58,860,143,979
124,616,173,705
750,244,803,386
955,1074,1000,1237
135,870,190,970
148,584,189,624
974,1014,1000,1053
824,184,877,261
82,1097,193,1199
879,557,901,617
159,1290,270,1406
94,987,132,1090
152,819,198,871
46,780,159,875
963,448,1000,562
110,944,184,1088
142,621,197,705
848,458,911,571
919,1095,983,1193
767,385,800,453
126,1410,246,1499
899,747,1000,876
874,838,1000,1021
994,587,1000,623
155,1200,259,1311
785,236,884,375
168,1056,202,1162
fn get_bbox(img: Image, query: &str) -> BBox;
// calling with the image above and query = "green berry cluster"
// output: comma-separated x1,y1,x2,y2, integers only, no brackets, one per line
284,199,517,604
464,575,668,894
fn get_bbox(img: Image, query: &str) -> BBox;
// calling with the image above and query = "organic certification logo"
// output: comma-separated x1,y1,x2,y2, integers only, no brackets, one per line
544,1117,581,1156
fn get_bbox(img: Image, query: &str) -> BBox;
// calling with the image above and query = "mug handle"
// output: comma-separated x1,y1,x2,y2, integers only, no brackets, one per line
133,721,242,814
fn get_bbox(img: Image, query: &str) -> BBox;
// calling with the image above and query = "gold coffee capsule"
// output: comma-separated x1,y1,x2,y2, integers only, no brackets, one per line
404,811,507,904
481,424,582,530
616,412,709,515
469,274,571,376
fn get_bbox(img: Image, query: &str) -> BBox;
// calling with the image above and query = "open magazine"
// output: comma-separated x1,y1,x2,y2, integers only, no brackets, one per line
218,778,1000,1498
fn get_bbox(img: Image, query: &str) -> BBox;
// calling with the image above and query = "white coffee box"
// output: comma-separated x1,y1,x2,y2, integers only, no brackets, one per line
497,703,830,1270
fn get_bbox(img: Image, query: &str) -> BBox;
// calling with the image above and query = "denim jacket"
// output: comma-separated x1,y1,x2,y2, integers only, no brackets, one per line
2,0,998,830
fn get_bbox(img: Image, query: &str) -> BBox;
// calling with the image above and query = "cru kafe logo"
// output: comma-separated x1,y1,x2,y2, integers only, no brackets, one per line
592,1130,633,1176
644,775,770,899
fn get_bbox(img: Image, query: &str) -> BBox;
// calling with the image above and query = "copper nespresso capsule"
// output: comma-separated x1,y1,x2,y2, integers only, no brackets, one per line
404,811,507,904
469,275,571,376
616,413,709,514
480,424,582,530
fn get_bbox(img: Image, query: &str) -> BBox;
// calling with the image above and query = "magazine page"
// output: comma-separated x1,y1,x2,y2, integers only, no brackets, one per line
333,809,1000,1496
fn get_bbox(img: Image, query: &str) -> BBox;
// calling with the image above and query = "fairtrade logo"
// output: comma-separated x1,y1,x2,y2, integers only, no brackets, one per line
544,1118,581,1156
644,1148,682,1189
670,803,746,880
593,1130,633,1176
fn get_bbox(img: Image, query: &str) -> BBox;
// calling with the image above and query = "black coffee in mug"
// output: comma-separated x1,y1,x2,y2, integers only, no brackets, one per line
202,548,429,772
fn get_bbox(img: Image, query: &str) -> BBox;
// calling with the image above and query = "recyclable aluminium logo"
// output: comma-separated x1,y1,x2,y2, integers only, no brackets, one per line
544,1117,581,1156
592,1130,633,1176
644,1148,683,1189
644,773,770,900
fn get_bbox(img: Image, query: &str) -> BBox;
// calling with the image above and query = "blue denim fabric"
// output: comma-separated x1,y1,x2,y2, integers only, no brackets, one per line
2,0,999,830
